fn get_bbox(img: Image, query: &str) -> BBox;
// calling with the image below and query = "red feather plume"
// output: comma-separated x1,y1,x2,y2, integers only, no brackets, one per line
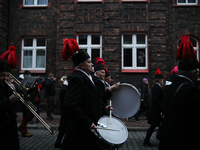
176,35,197,61
62,38,79,61
96,57,105,65
170,66,178,74
0,45,17,69
156,68,161,74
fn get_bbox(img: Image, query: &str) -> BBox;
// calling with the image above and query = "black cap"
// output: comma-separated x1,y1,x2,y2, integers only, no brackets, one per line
178,59,197,71
24,70,31,75
94,64,105,72
71,50,90,66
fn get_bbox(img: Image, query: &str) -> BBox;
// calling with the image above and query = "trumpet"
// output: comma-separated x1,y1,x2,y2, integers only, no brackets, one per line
6,76,53,134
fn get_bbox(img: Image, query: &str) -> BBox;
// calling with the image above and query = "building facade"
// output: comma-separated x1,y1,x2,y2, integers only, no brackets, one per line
1,0,200,110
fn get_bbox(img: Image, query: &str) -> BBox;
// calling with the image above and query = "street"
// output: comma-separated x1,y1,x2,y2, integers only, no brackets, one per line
19,128,159,150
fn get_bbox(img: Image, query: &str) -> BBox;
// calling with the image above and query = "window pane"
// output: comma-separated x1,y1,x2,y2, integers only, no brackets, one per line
37,38,46,46
79,35,87,45
91,49,100,65
24,38,33,46
124,35,132,44
124,49,132,67
188,0,196,3
36,50,45,68
137,35,145,44
25,0,34,5
177,0,186,3
137,49,146,67
23,50,32,68
190,38,197,47
38,0,47,5
92,35,100,44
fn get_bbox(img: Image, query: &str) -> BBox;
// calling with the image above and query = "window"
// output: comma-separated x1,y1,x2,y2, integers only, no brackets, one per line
122,34,148,71
21,38,46,70
24,0,48,6
77,34,102,65
77,0,102,1
178,36,199,60
177,0,198,5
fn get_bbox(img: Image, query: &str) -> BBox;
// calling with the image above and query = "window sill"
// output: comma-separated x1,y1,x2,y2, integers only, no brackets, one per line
19,70,46,74
172,4,200,7
19,4,50,9
122,69,149,73
120,0,150,3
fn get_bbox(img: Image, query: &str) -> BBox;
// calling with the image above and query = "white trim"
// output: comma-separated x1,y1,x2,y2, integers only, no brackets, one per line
23,0,48,6
122,34,148,70
177,0,198,5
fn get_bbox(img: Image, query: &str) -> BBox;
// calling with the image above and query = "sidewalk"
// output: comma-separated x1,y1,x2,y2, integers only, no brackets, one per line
16,112,151,131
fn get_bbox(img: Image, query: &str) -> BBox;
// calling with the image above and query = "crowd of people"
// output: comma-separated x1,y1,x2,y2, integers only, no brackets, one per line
1,35,200,150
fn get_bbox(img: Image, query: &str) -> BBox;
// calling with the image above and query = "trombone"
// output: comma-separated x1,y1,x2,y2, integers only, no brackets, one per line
6,75,53,134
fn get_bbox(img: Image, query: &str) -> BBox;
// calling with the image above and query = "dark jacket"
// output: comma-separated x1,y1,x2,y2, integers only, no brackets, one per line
140,83,151,106
44,78,55,96
148,83,163,126
159,76,200,150
0,85,20,150
62,70,107,150
92,75,112,105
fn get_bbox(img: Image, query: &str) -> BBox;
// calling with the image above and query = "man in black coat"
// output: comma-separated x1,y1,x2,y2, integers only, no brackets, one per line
159,35,200,150
61,47,112,150
144,68,164,146
0,61,20,150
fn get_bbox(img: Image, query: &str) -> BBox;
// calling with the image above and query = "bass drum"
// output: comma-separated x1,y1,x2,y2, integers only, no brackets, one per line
95,116,128,150
108,83,141,119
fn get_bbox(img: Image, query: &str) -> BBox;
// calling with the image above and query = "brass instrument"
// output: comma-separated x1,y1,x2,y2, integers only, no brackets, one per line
61,76,67,82
6,75,53,134
10,74,37,111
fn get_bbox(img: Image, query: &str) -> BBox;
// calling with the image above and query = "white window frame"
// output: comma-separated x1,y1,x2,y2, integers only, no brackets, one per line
177,0,198,5
21,38,46,71
177,36,199,61
77,34,102,60
23,0,48,6
122,34,148,70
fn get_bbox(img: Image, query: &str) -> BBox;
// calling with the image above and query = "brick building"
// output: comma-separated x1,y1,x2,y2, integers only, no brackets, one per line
1,0,200,111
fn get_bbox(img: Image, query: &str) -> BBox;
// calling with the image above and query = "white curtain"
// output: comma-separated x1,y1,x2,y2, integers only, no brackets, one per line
25,0,34,5
38,0,47,5
36,50,45,68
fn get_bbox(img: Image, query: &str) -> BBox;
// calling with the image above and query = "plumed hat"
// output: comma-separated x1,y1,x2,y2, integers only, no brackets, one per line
94,57,108,72
176,35,197,71
155,68,163,79
62,38,90,66
0,46,17,71
170,66,178,74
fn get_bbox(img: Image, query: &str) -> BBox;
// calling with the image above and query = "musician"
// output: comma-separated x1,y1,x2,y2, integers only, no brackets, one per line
159,35,200,150
61,38,112,150
54,75,71,148
105,72,113,87
144,68,164,146
93,58,119,105
0,46,20,150
18,70,34,137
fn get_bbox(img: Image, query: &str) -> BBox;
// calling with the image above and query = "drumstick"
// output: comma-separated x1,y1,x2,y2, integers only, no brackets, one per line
110,100,112,125
96,126,119,132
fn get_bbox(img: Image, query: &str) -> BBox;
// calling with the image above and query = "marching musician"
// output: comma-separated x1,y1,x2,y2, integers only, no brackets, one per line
0,46,20,150
93,57,119,105
61,38,112,150
159,35,200,150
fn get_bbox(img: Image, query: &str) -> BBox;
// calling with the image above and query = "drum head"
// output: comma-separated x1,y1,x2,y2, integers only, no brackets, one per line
97,116,128,145
108,83,140,118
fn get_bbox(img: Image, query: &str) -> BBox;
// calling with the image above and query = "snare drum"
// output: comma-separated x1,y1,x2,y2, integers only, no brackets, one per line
95,116,128,150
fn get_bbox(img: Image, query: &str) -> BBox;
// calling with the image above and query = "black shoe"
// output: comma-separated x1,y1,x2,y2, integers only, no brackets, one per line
143,141,154,147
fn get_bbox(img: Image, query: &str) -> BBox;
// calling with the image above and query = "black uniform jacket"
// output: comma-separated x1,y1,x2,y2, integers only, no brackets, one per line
62,70,107,150
0,85,20,150
159,76,200,150
148,83,163,126
92,75,112,105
